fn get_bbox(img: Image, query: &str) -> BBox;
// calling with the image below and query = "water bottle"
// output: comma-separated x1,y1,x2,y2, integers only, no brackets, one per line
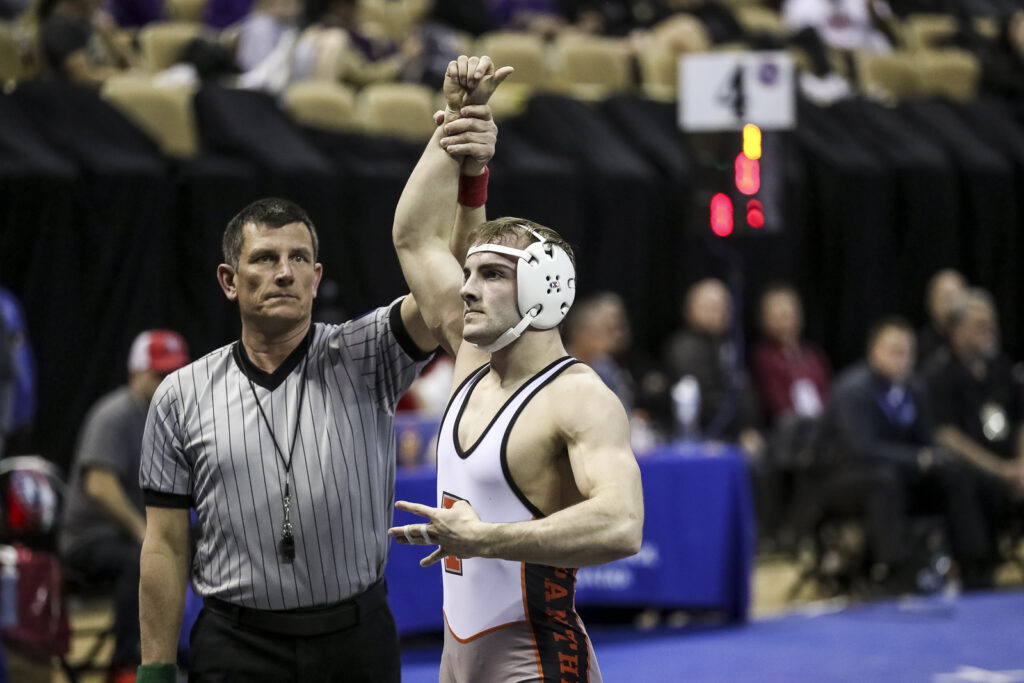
0,545,18,629
671,376,701,443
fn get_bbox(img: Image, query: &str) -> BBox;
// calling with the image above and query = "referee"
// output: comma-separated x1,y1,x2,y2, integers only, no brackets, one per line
136,97,497,683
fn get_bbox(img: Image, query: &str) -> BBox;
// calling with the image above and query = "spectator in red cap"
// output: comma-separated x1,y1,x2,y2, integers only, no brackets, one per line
59,329,190,682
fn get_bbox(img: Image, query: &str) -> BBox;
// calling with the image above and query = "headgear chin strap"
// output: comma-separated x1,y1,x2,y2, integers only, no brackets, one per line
466,226,576,353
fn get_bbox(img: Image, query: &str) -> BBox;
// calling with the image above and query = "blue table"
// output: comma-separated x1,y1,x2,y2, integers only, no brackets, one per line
386,442,756,634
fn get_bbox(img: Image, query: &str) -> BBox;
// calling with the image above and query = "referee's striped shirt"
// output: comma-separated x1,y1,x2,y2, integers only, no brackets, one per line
139,299,429,610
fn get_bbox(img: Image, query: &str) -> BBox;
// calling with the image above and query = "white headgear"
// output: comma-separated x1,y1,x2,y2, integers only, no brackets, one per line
466,225,576,353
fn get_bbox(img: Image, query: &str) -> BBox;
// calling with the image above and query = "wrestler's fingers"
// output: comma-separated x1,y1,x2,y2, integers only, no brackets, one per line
492,65,514,87
475,55,494,80
433,109,445,126
421,547,448,567
455,104,494,122
456,55,470,84
467,56,481,86
442,143,489,158
441,131,493,148
394,500,436,520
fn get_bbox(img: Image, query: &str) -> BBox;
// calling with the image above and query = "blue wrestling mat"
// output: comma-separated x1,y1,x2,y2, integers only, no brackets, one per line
400,590,1024,682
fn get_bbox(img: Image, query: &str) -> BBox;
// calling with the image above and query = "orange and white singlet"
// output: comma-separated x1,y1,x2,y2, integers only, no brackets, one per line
436,357,602,683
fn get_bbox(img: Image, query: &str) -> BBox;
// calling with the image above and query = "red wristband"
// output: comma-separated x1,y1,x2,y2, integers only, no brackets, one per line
458,167,489,208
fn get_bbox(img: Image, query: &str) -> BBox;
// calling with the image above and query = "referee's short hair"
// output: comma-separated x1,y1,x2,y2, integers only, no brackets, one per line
223,198,320,269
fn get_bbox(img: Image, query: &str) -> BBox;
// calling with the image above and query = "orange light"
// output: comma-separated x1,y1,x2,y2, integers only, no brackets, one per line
743,124,762,160
747,199,764,229
710,193,733,237
735,153,760,195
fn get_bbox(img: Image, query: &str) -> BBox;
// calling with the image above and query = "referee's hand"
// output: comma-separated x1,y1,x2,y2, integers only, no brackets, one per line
387,499,487,567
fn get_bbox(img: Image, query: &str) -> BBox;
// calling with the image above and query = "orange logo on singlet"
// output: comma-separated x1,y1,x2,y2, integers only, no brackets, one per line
441,492,466,575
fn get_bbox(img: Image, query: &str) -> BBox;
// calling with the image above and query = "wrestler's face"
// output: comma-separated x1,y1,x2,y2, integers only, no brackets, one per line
460,248,521,347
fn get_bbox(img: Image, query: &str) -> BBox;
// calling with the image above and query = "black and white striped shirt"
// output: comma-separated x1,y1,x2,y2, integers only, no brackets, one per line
140,301,429,610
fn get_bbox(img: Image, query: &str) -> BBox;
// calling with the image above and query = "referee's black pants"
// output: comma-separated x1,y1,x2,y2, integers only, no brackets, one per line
189,581,401,682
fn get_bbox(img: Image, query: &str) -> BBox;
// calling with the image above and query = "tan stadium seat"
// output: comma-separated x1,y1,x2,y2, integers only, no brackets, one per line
916,49,979,101
855,51,921,102
358,0,429,43
551,34,632,100
475,31,548,88
283,81,358,133
901,14,957,51
165,0,208,23
973,17,998,40
101,76,199,158
356,82,437,141
733,6,787,38
0,22,18,82
474,31,549,117
639,14,711,101
139,22,202,72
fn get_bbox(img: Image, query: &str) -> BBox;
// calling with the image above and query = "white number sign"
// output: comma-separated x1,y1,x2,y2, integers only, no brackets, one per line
679,51,795,132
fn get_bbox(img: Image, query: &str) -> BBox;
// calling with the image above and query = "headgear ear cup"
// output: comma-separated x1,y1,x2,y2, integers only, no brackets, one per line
465,226,576,352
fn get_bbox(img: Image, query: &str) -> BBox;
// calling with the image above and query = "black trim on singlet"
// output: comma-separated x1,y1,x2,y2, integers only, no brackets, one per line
499,358,579,520
389,296,436,362
232,326,313,391
143,488,192,509
436,363,490,471
452,356,574,461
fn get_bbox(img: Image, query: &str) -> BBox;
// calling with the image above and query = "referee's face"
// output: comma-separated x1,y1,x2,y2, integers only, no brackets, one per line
226,221,323,329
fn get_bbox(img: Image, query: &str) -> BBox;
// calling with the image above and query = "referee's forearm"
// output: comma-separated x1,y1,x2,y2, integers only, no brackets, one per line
139,540,188,664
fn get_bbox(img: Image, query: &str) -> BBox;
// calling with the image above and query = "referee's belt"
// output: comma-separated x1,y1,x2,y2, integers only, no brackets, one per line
205,579,387,637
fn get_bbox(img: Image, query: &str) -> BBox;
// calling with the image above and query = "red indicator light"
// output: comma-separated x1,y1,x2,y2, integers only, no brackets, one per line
710,193,733,237
747,199,764,229
735,153,760,195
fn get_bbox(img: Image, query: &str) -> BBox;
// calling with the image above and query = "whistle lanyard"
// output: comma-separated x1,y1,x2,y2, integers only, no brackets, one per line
240,347,309,563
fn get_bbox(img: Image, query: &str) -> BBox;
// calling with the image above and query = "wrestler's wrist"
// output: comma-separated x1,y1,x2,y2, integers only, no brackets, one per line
471,520,501,559
137,663,177,683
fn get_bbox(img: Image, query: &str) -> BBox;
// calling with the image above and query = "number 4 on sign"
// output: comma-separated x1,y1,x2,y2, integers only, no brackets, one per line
716,66,745,120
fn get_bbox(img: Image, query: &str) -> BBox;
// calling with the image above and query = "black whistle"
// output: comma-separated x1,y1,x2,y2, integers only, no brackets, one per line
279,534,296,563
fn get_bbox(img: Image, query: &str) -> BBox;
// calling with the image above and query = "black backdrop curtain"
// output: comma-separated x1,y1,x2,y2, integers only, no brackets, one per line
1,82,1022,469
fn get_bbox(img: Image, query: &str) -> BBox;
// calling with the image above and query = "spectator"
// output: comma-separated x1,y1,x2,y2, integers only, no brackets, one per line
234,0,326,92
927,289,1024,586
751,284,830,542
203,0,252,29
59,330,190,680
782,0,895,53
311,0,432,87
663,278,764,456
489,0,571,38
106,0,163,28
37,0,138,86
564,292,636,413
782,0,897,101
918,268,966,370
663,279,784,544
819,317,992,590
751,283,831,425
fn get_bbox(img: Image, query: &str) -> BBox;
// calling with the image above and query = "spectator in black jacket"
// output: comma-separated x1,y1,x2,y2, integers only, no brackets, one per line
818,317,992,589
927,289,1024,586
